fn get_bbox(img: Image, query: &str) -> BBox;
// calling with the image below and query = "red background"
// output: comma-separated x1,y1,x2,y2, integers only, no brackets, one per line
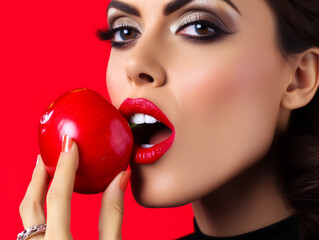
0,0,194,239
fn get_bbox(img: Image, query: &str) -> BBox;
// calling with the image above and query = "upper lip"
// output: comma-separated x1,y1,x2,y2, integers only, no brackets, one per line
119,98,174,131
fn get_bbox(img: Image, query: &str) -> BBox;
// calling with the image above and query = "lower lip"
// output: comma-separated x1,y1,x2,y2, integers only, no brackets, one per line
132,131,175,164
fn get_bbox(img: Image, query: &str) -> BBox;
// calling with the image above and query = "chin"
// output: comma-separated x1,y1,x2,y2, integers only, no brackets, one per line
130,162,198,208
131,183,192,208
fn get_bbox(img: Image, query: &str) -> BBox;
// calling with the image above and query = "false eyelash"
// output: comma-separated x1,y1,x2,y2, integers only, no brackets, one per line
176,19,226,36
176,20,229,43
96,21,135,41
96,26,139,49
96,28,114,42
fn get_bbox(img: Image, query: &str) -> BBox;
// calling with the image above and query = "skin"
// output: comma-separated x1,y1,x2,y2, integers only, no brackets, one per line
19,139,130,240
19,0,319,239
106,0,319,236
107,0,288,208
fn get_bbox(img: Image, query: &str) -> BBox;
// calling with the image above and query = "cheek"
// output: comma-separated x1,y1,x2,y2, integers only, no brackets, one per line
178,52,281,123
175,46,284,139
173,49,284,183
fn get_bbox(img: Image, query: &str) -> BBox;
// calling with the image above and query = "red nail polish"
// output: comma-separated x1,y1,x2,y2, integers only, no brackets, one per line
120,170,132,191
61,135,73,153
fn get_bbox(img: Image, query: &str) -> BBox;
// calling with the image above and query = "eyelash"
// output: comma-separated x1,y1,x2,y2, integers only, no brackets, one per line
176,20,227,42
96,20,229,49
96,26,139,49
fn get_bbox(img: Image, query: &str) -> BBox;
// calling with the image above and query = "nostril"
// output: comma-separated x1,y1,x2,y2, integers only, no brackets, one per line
139,73,154,83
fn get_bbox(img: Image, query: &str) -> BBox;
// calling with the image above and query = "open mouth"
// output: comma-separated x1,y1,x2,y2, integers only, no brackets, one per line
119,98,175,164
129,113,173,148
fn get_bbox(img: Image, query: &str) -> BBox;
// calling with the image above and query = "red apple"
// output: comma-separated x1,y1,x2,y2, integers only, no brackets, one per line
38,88,133,194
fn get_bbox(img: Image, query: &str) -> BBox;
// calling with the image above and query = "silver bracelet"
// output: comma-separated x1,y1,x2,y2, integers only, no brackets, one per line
17,224,46,240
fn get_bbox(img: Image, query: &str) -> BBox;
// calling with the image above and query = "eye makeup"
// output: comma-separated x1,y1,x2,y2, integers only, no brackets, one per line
96,16,142,48
171,8,233,34
97,1,238,48
174,15,230,43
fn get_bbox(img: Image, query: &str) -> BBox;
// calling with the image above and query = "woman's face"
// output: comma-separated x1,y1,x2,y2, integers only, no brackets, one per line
106,0,291,207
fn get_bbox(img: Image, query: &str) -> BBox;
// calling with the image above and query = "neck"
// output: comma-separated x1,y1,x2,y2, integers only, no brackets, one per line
191,160,295,237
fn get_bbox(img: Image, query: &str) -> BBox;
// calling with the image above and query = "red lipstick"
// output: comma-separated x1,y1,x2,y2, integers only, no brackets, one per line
119,98,175,164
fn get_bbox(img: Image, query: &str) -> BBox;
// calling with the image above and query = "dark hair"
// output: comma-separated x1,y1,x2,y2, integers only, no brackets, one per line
265,1,319,239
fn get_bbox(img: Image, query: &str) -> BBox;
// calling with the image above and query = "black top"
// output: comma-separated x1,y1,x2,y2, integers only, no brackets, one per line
178,216,300,240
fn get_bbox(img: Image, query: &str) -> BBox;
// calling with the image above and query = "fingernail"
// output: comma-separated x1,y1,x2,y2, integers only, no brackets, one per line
120,170,132,191
61,135,73,153
36,154,40,166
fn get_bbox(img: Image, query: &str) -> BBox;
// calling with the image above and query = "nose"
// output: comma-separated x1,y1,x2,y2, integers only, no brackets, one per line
124,40,167,87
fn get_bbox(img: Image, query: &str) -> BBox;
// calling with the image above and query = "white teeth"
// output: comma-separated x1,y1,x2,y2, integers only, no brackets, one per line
144,115,157,124
130,113,159,124
131,113,144,124
141,144,155,148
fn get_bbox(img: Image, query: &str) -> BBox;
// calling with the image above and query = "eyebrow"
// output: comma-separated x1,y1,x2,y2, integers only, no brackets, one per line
107,0,241,18
164,0,241,15
107,1,141,17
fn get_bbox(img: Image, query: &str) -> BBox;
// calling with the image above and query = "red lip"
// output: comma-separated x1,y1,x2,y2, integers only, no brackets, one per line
119,98,175,164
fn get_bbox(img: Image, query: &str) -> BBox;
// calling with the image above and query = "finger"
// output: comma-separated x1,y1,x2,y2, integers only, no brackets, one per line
19,154,49,229
46,135,79,237
99,169,131,240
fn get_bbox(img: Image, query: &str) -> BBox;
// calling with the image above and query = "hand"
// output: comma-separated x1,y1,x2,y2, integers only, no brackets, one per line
19,135,78,240
98,165,131,240
19,135,131,240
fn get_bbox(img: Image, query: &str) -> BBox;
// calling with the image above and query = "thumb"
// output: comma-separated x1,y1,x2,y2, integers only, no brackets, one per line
99,169,131,240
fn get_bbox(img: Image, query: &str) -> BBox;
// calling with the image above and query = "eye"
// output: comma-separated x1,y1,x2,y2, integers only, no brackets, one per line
177,21,217,38
174,19,231,43
96,21,142,49
179,22,215,37
113,27,140,42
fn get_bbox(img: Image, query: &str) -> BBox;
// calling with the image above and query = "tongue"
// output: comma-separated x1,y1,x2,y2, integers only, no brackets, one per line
149,128,172,145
